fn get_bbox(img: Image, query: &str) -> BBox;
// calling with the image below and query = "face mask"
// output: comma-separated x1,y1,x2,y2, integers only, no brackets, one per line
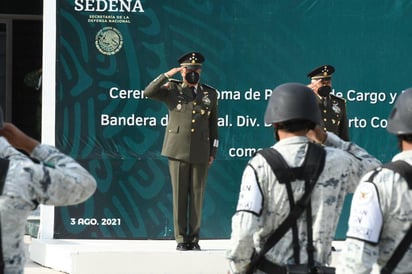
318,85,331,97
185,71,200,84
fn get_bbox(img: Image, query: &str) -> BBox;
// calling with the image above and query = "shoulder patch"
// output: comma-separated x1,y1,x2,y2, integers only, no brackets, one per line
235,165,263,215
346,182,383,243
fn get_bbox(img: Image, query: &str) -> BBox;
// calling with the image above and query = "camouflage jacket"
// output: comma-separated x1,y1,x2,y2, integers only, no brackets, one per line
226,133,381,274
337,150,412,274
0,137,96,274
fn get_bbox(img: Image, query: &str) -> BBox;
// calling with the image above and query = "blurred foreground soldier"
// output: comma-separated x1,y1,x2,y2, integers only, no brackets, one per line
307,65,349,141
337,88,412,274
226,83,380,274
0,107,97,274
144,52,219,251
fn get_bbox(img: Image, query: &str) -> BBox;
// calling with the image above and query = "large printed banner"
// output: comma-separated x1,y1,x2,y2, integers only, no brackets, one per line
54,0,411,239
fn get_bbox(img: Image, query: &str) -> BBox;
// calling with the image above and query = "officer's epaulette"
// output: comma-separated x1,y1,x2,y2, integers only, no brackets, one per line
331,93,346,102
201,83,218,91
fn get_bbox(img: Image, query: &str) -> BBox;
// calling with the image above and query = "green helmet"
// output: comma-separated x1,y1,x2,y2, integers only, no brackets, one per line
387,88,412,135
264,83,321,126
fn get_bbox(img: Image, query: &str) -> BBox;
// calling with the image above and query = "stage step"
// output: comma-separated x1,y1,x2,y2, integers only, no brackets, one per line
30,239,231,274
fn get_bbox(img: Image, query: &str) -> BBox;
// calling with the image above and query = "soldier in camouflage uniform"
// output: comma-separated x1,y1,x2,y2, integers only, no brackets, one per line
307,65,350,141
226,83,380,273
0,116,97,274
144,52,219,251
337,88,412,274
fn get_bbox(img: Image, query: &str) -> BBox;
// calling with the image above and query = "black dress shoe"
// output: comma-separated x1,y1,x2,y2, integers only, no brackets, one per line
176,243,188,251
188,243,201,251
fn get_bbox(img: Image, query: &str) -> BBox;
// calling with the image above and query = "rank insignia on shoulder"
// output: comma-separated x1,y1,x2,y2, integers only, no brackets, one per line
331,94,346,102
201,83,217,91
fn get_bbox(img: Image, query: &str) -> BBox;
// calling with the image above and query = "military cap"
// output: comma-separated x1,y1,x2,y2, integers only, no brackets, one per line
307,65,335,80
178,52,204,69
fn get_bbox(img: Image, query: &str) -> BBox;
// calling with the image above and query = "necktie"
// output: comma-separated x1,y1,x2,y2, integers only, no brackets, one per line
191,87,196,98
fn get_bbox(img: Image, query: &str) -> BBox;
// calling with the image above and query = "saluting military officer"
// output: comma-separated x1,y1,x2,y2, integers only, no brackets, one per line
144,52,219,251
307,65,350,141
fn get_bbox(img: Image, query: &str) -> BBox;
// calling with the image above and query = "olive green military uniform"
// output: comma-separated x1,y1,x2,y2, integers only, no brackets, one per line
144,73,219,245
307,64,350,141
317,94,349,141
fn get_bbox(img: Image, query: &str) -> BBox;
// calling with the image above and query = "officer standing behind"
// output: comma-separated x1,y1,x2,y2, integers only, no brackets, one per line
226,83,380,273
307,65,350,141
337,88,412,274
0,108,97,274
144,52,219,251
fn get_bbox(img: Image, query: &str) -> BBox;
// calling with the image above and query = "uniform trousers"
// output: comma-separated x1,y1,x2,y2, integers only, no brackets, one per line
168,158,208,244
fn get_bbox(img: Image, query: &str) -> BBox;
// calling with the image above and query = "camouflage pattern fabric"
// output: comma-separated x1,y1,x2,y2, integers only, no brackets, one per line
337,150,412,274
0,137,97,274
226,133,381,274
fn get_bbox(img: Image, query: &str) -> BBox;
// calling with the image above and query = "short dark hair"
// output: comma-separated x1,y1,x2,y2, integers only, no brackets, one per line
399,135,412,142
275,119,315,132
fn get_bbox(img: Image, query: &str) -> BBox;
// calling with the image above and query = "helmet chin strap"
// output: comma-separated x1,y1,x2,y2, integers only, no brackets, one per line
274,128,280,142
398,137,403,151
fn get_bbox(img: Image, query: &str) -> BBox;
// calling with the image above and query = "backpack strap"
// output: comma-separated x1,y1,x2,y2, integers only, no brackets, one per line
300,143,326,271
258,142,326,184
246,142,326,274
381,225,412,274
378,160,412,274
0,158,10,274
257,148,296,184
382,160,412,189
0,158,9,194
257,148,301,263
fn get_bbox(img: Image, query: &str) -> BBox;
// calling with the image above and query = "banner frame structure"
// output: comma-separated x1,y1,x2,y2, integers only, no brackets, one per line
38,0,56,240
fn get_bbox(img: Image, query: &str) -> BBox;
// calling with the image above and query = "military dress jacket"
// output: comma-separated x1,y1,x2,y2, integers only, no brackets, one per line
144,73,219,164
337,150,412,274
226,133,381,274
318,94,349,141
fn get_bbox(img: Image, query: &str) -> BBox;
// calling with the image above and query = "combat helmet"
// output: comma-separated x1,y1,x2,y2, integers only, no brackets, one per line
387,88,412,136
264,82,322,127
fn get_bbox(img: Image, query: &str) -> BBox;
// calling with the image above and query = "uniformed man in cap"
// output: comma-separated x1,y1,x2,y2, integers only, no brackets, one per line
144,52,219,251
307,65,349,140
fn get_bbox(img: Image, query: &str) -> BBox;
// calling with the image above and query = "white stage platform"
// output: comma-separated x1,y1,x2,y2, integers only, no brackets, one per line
30,239,231,274
29,239,379,274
